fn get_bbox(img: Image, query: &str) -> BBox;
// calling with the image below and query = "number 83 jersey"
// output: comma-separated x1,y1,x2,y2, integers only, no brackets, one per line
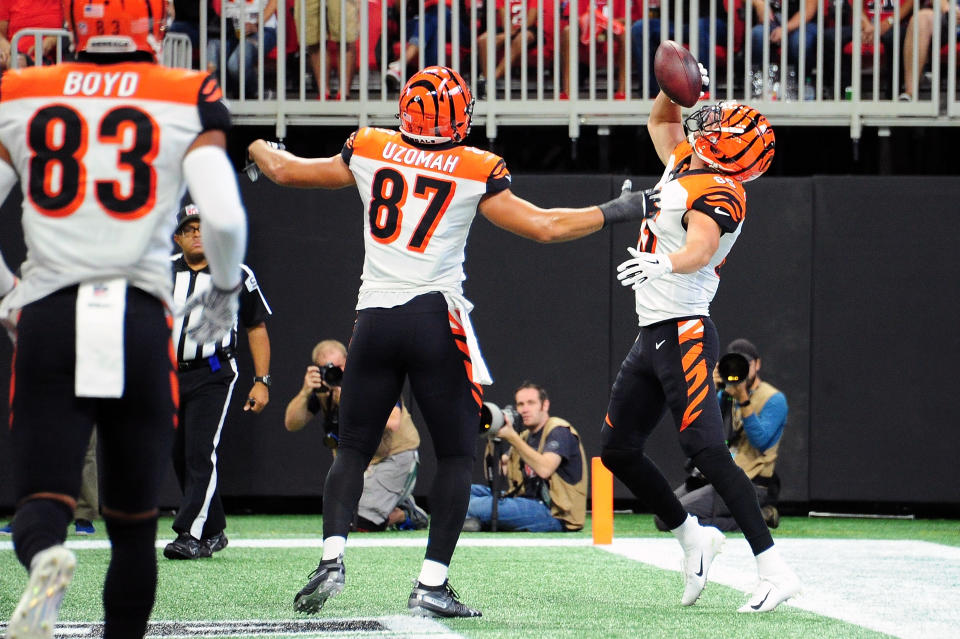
634,140,747,326
0,62,230,311
341,127,511,309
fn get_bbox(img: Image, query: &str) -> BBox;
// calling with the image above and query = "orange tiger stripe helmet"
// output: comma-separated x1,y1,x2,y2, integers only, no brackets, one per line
67,0,165,58
398,66,474,144
685,101,775,182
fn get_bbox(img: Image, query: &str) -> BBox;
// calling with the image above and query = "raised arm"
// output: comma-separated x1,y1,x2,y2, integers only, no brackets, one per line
647,92,687,166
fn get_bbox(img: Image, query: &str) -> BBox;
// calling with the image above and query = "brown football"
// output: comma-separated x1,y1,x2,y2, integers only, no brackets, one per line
653,40,702,108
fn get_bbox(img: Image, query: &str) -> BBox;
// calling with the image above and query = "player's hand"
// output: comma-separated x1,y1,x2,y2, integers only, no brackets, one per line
303,365,325,393
599,183,661,226
698,62,710,98
245,383,269,413
244,140,285,182
181,284,240,344
616,247,673,289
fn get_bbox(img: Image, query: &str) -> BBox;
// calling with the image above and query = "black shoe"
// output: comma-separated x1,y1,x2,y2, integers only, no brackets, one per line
461,516,482,532
163,532,213,560
398,497,429,530
408,580,481,618
293,557,345,614
203,531,228,554
762,505,780,529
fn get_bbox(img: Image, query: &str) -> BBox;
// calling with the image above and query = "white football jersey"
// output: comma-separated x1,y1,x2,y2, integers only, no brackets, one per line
634,140,747,326
341,127,512,310
0,61,231,313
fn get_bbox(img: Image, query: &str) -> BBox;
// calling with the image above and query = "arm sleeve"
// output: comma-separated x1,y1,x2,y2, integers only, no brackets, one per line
0,160,19,296
485,157,512,194
741,392,788,452
690,185,744,234
182,145,247,290
197,74,232,134
341,130,358,166
238,264,271,327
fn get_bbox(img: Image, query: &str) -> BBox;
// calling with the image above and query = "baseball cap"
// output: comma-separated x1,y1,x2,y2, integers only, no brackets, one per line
725,338,760,362
175,204,200,234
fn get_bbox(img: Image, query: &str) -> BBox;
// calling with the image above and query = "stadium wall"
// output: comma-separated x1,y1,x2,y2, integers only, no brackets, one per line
0,176,956,513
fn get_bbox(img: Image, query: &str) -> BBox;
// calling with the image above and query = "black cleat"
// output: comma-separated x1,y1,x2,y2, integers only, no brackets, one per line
203,531,229,554
293,557,345,614
163,532,213,560
408,580,481,618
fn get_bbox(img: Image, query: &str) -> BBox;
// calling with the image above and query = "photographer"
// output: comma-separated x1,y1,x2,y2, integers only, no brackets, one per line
284,340,427,531
464,382,587,532
655,338,788,532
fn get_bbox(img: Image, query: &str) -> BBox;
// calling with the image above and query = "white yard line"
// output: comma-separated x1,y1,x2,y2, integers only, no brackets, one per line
4,536,958,638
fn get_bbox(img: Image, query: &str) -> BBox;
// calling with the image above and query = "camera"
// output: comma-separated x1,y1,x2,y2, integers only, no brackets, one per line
479,402,520,439
318,362,343,387
717,352,750,388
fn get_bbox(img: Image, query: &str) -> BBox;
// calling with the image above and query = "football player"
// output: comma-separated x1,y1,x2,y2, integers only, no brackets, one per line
0,1,247,637
598,84,801,611
246,65,650,618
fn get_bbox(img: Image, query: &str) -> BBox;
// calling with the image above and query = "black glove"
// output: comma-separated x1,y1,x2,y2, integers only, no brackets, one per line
244,140,285,182
599,179,661,227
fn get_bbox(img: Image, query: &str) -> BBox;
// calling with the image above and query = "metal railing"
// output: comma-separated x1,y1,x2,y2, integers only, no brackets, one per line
10,0,960,141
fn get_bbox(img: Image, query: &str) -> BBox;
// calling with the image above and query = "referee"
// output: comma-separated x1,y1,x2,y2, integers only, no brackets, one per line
164,204,272,560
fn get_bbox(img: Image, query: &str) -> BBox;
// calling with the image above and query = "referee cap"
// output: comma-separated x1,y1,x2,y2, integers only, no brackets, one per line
175,204,201,234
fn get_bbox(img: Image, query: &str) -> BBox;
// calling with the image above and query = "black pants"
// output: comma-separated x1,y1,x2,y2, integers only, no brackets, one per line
171,360,238,539
12,286,175,514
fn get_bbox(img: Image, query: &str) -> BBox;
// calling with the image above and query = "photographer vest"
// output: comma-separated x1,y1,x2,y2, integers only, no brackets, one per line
371,403,420,465
730,380,782,479
504,417,587,531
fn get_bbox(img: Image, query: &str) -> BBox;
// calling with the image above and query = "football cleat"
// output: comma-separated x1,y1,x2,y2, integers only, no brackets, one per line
738,570,801,613
680,525,726,606
293,557,345,614
408,580,481,618
7,545,76,639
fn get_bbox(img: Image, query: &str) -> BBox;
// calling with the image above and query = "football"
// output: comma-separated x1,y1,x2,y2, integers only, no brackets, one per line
653,40,703,107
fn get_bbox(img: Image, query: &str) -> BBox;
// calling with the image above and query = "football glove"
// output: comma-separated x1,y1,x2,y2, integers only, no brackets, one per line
244,140,285,182
616,247,673,289
699,62,710,98
182,284,240,344
599,181,661,227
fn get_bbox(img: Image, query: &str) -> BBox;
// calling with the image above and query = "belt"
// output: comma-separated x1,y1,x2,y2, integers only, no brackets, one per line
178,353,234,372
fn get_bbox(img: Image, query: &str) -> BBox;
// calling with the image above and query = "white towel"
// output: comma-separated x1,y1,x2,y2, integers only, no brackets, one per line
444,293,492,386
75,279,127,398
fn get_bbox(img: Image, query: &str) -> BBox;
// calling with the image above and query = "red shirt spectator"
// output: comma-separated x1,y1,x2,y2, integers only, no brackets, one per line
0,0,63,56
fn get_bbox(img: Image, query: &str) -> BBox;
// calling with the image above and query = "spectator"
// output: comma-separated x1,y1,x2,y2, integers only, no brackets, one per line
464,382,587,532
284,339,428,532
476,0,558,94
654,339,788,532
631,0,730,98
749,0,819,71
823,0,915,91
294,0,359,99
209,0,279,99
559,0,630,99
899,0,957,100
385,0,466,89
167,0,223,71
0,0,64,71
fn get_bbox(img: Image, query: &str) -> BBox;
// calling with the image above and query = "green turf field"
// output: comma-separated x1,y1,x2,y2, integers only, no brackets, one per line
2,514,957,638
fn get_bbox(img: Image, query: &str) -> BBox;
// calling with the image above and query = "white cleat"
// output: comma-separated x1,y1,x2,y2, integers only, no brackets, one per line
680,525,726,606
738,571,802,613
6,545,76,639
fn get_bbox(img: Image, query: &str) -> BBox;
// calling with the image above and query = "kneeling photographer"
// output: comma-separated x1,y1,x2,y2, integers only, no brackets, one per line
464,382,586,532
655,338,788,532
284,339,427,531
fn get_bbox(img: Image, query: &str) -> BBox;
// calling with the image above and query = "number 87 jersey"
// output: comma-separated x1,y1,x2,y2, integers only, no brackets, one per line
342,127,511,308
0,62,230,310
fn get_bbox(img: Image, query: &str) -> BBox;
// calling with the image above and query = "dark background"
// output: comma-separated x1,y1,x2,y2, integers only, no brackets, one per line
1,149,958,517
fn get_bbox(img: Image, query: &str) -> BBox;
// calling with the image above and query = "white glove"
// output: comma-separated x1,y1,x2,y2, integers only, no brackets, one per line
616,247,673,290
182,284,240,344
698,62,710,99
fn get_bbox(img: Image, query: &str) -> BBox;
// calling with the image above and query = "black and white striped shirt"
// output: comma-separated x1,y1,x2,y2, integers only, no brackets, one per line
171,255,272,366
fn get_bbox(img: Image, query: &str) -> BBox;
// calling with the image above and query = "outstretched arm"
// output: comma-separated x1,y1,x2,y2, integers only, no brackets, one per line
478,189,604,243
247,140,356,189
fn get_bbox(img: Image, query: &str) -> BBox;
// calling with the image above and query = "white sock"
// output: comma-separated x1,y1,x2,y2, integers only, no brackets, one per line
417,559,449,587
755,545,790,578
671,514,702,548
321,536,346,561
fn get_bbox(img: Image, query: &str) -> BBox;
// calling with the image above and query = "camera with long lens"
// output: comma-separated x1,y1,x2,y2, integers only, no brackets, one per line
478,402,520,439
717,352,749,388
318,362,343,387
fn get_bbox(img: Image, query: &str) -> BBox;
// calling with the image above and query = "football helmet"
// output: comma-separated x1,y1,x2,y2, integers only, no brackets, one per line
398,66,474,144
67,0,165,57
684,102,775,182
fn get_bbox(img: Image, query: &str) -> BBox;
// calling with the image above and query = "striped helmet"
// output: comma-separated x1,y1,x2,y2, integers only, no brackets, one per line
398,66,474,144
68,0,165,58
685,102,775,182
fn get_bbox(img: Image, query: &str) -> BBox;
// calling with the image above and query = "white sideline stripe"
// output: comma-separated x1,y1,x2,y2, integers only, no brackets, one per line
600,537,960,639
3,536,957,637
